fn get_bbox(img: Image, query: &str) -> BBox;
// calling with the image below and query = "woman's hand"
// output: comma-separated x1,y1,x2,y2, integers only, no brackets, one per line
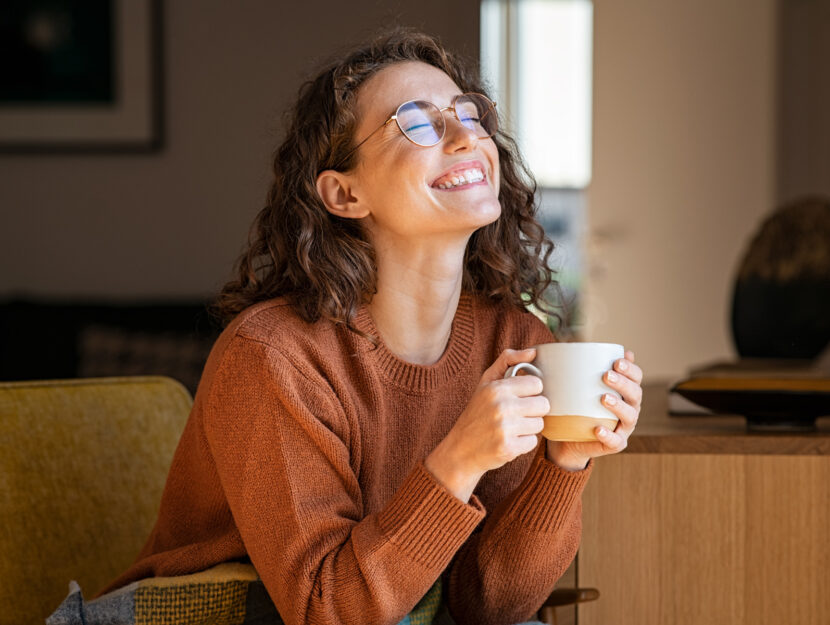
424,348,550,502
546,350,644,471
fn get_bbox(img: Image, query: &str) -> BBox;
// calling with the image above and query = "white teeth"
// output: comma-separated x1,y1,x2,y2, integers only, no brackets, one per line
465,169,484,182
435,168,485,189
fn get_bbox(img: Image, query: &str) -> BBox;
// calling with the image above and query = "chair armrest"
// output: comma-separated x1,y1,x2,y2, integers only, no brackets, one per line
543,586,600,607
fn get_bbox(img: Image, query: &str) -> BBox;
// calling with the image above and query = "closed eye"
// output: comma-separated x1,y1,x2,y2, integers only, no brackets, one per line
405,122,434,132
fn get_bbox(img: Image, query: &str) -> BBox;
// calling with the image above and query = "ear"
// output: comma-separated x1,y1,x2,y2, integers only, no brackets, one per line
315,170,370,219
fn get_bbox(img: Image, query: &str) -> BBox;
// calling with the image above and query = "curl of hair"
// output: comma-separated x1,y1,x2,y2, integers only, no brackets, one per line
214,28,565,335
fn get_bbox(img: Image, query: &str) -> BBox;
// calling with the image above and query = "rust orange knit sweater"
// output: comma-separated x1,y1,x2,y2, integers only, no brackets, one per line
102,293,592,625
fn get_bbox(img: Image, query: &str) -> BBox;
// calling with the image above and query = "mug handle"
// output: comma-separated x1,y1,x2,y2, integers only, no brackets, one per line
504,362,543,379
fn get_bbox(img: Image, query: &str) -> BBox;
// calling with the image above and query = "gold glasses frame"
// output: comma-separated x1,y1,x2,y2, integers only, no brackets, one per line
332,92,498,170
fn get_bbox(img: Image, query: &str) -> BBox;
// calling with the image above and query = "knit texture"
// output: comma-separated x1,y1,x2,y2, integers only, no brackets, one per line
100,294,592,625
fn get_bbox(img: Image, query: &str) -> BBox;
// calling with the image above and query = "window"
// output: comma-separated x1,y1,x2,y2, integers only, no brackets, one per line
481,0,593,333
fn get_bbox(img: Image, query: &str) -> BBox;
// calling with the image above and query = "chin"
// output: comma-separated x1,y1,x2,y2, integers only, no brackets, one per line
462,197,502,232
480,195,503,220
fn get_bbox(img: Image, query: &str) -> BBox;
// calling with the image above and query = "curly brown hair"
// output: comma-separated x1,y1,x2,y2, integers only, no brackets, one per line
214,28,563,333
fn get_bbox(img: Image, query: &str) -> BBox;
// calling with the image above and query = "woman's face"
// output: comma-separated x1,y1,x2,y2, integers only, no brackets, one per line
347,61,502,244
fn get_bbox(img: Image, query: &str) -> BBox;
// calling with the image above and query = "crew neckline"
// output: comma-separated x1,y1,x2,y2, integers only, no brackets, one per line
353,293,476,393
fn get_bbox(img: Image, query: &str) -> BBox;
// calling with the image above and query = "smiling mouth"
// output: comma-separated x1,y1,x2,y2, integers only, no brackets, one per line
432,168,486,190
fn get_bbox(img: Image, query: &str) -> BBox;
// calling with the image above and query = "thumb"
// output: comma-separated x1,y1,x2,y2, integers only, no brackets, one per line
480,348,537,385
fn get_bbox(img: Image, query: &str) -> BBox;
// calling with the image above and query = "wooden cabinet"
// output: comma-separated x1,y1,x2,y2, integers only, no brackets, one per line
577,385,830,625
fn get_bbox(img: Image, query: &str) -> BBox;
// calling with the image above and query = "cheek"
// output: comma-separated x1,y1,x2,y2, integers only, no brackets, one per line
378,144,430,186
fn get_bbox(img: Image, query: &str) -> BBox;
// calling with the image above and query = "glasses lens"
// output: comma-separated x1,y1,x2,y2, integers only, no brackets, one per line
455,94,498,138
396,100,444,146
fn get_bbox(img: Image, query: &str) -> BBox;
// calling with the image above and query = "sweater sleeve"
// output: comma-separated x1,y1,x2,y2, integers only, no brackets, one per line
444,310,593,625
201,334,485,625
445,446,592,625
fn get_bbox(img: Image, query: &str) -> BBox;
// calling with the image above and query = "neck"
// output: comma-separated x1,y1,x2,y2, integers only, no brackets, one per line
368,235,468,365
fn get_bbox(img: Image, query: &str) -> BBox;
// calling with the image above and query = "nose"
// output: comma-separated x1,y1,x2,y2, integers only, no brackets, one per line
441,113,478,153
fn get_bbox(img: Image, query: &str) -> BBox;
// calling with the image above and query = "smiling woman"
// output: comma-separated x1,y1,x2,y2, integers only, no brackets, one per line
314,60,506,307
54,28,644,625
214,31,560,340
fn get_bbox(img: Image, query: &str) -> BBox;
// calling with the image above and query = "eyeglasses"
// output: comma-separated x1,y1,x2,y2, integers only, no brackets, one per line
333,92,498,169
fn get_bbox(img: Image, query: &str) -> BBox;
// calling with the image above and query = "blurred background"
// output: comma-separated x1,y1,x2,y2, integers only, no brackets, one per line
0,0,828,389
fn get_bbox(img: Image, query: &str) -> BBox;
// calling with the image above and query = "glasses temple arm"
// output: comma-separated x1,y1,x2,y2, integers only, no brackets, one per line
330,118,394,170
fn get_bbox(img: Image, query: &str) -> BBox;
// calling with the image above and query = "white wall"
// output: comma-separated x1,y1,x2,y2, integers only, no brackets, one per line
0,0,479,299
584,0,777,380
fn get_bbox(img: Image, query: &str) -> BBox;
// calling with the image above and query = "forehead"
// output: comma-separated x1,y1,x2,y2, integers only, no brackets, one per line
354,61,462,127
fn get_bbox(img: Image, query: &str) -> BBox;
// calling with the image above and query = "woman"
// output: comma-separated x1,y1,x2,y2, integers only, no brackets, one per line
102,30,643,625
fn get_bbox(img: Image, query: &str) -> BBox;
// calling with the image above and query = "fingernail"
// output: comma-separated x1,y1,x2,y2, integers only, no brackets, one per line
618,359,628,371
607,371,618,383
597,427,608,437
604,393,617,405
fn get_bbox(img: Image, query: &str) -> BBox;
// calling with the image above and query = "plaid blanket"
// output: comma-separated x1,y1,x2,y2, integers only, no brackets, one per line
46,563,442,625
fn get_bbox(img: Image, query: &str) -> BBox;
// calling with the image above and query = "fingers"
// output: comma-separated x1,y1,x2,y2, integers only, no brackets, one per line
519,395,550,417
499,373,545,398
480,348,536,385
499,347,537,369
517,416,545,436
595,425,628,452
602,351,642,437
482,380,550,419
481,381,549,436
615,354,643,385
475,373,548,413
516,433,542,455
548,349,643,463
604,364,643,409
601,392,638,431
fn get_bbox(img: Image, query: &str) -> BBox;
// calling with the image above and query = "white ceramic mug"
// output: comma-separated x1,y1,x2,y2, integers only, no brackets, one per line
504,342,624,442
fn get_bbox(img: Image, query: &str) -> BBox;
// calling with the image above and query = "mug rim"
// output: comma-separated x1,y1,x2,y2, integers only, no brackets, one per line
532,341,623,349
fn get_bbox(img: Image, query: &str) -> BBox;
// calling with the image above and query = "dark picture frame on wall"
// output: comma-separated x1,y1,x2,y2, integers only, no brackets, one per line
0,0,163,153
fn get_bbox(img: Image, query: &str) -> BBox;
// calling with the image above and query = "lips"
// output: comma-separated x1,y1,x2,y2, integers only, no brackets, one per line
430,160,487,190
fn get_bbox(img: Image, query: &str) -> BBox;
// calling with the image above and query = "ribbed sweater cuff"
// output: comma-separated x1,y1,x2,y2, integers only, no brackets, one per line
377,462,485,569
504,449,593,533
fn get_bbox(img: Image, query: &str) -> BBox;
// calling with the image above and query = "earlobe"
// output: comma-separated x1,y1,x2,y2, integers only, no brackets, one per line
315,170,369,219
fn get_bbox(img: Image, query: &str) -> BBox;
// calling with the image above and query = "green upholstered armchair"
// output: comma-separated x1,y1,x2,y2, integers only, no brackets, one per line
0,377,192,625
1,376,596,625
